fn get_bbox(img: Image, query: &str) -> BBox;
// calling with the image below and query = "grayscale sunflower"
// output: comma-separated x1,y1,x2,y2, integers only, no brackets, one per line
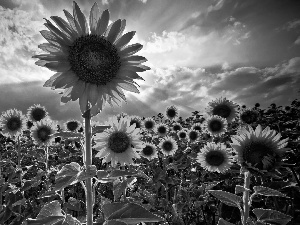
177,129,188,140
0,109,26,137
203,115,227,137
27,104,49,122
64,120,82,132
239,108,259,124
159,136,178,156
33,1,150,115
94,116,144,167
206,97,238,123
231,124,290,176
172,122,182,132
155,123,169,137
31,119,56,146
191,123,202,132
140,142,158,160
128,115,143,129
165,105,179,120
187,129,200,142
143,117,156,131
197,142,235,173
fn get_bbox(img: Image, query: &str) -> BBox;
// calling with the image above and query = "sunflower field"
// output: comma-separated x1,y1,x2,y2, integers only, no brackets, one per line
1,1,300,225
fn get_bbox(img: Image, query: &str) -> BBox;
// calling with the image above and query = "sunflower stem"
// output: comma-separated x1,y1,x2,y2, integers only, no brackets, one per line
83,108,93,225
289,166,300,187
45,146,49,191
242,171,251,225
17,136,22,214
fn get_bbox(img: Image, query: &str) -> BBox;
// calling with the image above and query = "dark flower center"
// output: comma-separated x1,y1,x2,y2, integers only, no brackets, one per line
189,131,198,141
108,131,130,153
68,34,121,85
212,104,231,119
158,126,167,134
144,121,154,129
179,132,187,139
162,141,173,152
167,108,176,118
193,125,201,131
173,125,181,131
240,111,258,124
67,121,79,131
243,141,276,170
130,119,141,128
209,120,223,132
143,145,154,156
31,108,46,121
37,126,51,142
7,117,22,131
206,150,225,166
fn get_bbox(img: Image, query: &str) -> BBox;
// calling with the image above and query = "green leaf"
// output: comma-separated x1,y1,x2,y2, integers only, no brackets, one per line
105,203,164,224
207,190,242,208
252,208,293,225
253,186,290,198
113,180,127,201
37,201,63,219
92,125,111,134
26,216,65,225
217,218,236,225
0,206,12,224
50,131,83,139
204,181,223,190
109,169,138,177
102,203,127,220
64,197,84,211
235,185,250,195
103,220,127,225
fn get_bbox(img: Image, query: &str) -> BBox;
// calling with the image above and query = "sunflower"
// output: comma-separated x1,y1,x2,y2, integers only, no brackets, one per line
239,108,259,124
203,115,227,137
172,122,182,132
33,1,150,115
230,124,290,176
116,112,129,121
159,136,178,156
143,117,156,131
94,116,144,167
155,123,169,137
31,119,56,146
64,120,82,132
187,129,200,142
206,97,238,123
27,104,49,122
197,142,235,173
128,115,143,129
0,109,26,137
140,142,158,160
165,105,179,120
177,129,188,140
191,123,202,132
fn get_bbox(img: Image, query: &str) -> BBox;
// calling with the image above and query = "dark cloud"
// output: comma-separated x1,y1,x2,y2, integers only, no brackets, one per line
0,0,22,9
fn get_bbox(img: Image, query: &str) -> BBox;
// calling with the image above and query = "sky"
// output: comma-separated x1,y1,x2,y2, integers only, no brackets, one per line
0,0,300,126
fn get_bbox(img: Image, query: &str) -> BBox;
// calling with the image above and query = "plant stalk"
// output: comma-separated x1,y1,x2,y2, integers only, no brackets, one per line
84,108,93,225
242,171,251,225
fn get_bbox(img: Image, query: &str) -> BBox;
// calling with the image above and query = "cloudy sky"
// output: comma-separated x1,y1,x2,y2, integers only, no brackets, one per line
0,0,300,126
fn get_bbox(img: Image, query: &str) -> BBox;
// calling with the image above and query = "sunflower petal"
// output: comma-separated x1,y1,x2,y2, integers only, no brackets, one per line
122,55,147,63
96,9,109,36
38,43,62,53
45,62,71,72
73,1,88,36
40,30,65,47
61,94,72,104
119,43,143,57
115,19,126,43
71,80,86,101
32,53,68,62
89,2,100,35
88,84,99,106
63,9,79,37
43,72,62,87
115,31,136,49
121,65,150,72
106,19,122,44
43,19,72,46
50,16,74,37
79,88,89,113
35,60,48,67
53,71,78,89
117,82,140,93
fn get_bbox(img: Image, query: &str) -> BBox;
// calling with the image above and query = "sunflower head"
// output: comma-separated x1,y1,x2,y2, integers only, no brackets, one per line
239,108,259,124
165,105,179,120
155,123,169,137
31,119,56,146
0,109,26,137
203,115,227,137
64,120,82,132
94,116,144,167
129,115,143,129
197,142,235,173
33,1,150,116
191,123,202,132
172,123,182,132
187,129,200,142
140,142,158,160
231,124,290,176
206,97,238,123
27,104,48,122
143,117,156,131
177,129,188,140
159,136,178,156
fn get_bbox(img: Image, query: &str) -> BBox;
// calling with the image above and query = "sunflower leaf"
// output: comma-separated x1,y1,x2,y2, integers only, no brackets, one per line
253,186,291,198
252,208,293,225
217,218,236,225
207,190,242,209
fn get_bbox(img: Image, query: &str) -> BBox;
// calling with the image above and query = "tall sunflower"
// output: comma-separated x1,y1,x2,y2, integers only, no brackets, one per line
27,104,49,122
165,105,179,120
128,115,144,129
239,108,259,124
187,129,200,143
230,124,290,176
33,1,150,115
64,119,82,132
203,115,227,137
206,97,238,123
143,117,156,131
0,109,26,137
140,142,158,160
31,119,56,146
197,142,235,173
94,116,144,167
158,136,178,156
155,123,169,137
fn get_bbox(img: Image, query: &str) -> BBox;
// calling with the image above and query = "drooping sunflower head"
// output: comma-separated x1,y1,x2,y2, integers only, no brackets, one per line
27,104,48,122
140,142,158,160
230,124,290,176
187,129,200,142
177,129,188,140
206,97,238,123
94,116,143,167
239,108,259,124
0,109,26,137
31,119,56,146
143,117,156,131
197,142,236,173
203,115,227,137
128,115,143,129
64,120,82,132
155,123,169,137
159,136,178,156
165,105,179,120
33,1,150,115
172,122,182,132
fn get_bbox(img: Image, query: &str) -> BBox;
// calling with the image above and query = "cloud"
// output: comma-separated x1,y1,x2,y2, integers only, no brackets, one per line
207,0,225,13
